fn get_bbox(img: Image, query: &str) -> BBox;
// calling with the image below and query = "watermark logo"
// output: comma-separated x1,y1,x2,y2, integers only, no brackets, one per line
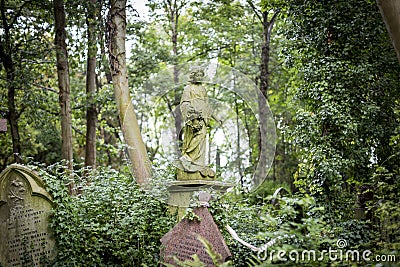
336,239,347,249
255,238,397,264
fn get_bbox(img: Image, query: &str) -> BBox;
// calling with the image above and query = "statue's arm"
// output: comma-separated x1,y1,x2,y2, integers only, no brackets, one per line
181,87,195,116
180,86,191,104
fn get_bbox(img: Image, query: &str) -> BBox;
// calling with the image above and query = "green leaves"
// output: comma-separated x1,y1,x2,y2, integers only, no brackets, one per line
285,0,400,204
280,0,400,256
37,163,175,266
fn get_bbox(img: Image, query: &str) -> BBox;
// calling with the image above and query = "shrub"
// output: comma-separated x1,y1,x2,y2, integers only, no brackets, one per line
210,191,336,266
32,163,175,266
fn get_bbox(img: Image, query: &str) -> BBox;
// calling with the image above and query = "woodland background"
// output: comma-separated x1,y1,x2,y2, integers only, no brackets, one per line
0,0,399,266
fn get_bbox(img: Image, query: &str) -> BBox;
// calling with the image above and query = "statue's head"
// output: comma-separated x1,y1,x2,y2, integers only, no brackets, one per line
189,66,205,83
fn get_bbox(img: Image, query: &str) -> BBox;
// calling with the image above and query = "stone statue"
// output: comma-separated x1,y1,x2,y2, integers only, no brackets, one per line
178,67,215,180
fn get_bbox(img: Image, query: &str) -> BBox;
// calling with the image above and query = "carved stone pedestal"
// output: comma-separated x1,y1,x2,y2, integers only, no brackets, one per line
161,192,232,266
177,169,213,181
167,180,233,220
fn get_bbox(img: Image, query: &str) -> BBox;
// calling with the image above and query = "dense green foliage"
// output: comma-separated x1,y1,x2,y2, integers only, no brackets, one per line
0,0,58,166
31,163,175,266
211,192,373,266
0,0,399,266
287,0,399,202
284,0,400,252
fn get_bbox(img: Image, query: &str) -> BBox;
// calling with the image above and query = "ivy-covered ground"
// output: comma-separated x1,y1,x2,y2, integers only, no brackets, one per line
29,162,399,267
1,0,400,266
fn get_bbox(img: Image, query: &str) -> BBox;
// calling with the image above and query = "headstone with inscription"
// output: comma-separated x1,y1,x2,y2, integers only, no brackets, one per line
161,192,231,266
0,164,56,267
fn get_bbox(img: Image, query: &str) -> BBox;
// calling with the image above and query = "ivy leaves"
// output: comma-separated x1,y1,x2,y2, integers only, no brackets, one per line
37,163,175,266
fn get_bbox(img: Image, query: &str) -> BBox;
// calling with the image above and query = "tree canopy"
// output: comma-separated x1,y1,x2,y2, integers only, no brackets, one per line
0,0,399,265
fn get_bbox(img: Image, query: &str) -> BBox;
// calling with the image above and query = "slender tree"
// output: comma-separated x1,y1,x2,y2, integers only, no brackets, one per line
54,0,74,195
0,1,59,167
85,0,98,168
0,0,22,163
148,0,188,154
108,0,151,185
164,0,187,150
247,0,280,184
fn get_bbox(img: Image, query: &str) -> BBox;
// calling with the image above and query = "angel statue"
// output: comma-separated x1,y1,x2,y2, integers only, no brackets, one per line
178,66,215,180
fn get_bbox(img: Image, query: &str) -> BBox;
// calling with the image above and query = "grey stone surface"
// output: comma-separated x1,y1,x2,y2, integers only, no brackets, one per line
0,119,6,132
167,180,233,219
178,66,215,180
0,164,55,267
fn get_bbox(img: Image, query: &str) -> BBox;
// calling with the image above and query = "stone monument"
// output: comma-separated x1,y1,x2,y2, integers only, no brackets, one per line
177,66,215,181
0,164,56,267
161,192,231,266
167,66,232,217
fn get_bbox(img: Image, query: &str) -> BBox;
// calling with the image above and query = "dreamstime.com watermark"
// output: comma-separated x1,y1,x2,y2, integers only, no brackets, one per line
257,239,398,263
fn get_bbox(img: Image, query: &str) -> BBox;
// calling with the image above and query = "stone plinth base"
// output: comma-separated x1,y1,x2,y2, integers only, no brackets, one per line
176,168,215,180
167,180,233,220
161,206,232,266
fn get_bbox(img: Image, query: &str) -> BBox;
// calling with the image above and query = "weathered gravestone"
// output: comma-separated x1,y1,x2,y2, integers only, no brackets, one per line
161,192,231,266
0,164,56,267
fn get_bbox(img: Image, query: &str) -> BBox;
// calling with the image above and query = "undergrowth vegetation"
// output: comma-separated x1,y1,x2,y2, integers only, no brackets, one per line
30,162,175,266
26,162,399,266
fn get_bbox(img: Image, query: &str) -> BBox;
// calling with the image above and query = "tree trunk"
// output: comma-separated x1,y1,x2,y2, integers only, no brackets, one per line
256,10,278,187
108,0,151,185
0,0,22,163
85,0,98,169
235,98,243,187
7,72,22,164
377,0,400,63
256,11,270,186
168,0,183,155
173,64,182,155
54,0,74,194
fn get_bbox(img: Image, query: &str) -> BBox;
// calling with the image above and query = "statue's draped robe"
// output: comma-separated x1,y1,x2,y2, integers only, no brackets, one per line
180,83,211,171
